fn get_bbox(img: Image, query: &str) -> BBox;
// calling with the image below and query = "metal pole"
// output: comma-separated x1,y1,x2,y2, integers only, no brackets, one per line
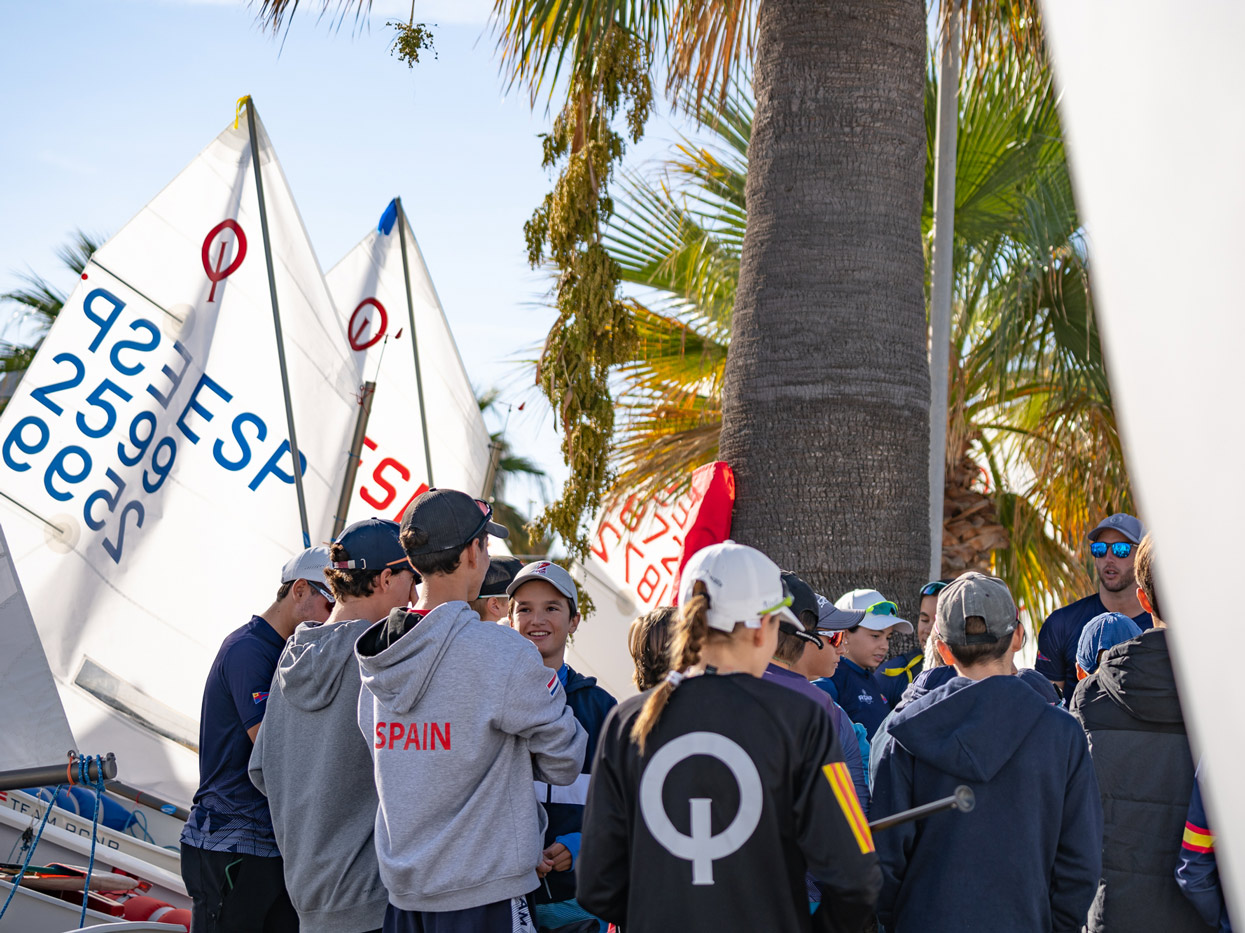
927,12,961,580
332,381,377,539
395,199,436,489
869,785,974,832
105,779,191,822
245,97,312,548
0,754,117,793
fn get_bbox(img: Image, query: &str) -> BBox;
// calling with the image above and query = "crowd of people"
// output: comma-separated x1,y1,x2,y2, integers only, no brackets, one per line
177,492,1230,933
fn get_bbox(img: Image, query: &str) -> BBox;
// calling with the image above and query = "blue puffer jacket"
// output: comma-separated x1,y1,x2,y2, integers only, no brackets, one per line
532,665,617,904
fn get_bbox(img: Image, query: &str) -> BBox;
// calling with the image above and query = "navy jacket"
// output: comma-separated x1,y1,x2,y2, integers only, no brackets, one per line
874,649,924,697
1177,774,1232,932
873,675,1102,933
817,657,891,739
532,665,616,904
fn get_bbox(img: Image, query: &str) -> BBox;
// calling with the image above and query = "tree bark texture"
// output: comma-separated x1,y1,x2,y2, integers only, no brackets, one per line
719,0,930,636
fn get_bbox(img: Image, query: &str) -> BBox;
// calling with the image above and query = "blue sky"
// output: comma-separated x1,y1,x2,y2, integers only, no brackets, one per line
1,0,704,512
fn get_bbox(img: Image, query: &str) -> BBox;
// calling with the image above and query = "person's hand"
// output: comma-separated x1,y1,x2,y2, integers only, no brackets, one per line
542,842,573,873
535,854,555,878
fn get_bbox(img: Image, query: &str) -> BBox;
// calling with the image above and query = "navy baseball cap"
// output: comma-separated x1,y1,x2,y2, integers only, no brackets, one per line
780,571,819,627
478,556,524,599
331,518,413,572
400,488,509,556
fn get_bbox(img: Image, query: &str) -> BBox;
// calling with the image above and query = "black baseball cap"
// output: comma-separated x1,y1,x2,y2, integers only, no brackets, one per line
399,488,509,557
780,571,819,627
478,556,523,599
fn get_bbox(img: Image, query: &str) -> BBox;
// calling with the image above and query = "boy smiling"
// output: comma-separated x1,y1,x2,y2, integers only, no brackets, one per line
507,561,617,931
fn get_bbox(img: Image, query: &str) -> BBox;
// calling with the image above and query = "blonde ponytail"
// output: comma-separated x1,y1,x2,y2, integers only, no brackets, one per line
631,583,711,754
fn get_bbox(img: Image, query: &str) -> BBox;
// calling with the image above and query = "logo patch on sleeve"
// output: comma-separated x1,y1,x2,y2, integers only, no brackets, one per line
823,762,874,854
546,673,559,697
252,691,269,704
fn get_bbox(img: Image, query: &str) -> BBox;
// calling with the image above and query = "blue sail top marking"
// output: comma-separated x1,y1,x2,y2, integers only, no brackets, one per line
378,199,399,235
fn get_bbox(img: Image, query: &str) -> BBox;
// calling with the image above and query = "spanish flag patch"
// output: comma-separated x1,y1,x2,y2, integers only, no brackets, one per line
1183,821,1215,854
824,762,874,854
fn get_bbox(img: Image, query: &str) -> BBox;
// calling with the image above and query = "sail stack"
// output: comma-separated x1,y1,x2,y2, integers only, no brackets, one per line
0,100,360,802
326,199,493,524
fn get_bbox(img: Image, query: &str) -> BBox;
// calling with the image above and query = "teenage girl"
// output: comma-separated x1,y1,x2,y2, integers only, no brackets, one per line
577,540,881,933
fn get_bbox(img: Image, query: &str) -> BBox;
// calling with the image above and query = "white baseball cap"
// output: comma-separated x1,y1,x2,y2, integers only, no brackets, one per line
678,540,800,633
835,587,914,634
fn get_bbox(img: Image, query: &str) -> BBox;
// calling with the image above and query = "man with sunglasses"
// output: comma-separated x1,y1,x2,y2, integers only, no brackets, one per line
1036,513,1151,703
181,546,334,933
354,489,586,933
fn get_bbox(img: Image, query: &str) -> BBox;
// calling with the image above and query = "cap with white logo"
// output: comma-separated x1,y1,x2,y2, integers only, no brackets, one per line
507,560,578,614
678,540,800,633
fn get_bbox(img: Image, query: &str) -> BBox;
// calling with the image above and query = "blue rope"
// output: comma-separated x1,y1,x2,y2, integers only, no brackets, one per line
77,755,108,928
0,782,63,923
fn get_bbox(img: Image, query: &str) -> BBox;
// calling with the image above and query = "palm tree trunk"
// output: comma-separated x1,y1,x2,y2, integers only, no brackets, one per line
719,0,930,632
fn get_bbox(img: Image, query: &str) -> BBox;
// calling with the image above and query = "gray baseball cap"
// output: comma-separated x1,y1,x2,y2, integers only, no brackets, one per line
1087,513,1145,545
815,593,865,632
935,572,1017,646
507,560,578,614
281,546,335,603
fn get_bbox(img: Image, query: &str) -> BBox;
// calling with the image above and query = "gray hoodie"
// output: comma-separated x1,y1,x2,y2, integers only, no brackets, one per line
355,600,586,913
249,618,387,933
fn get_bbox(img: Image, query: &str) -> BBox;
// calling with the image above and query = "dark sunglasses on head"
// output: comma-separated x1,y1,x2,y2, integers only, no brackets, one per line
1090,541,1133,559
920,580,949,597
439,499,495,551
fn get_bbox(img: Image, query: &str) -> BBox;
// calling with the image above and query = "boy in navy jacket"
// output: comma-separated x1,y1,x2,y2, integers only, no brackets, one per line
872,573,1102,933
508,561,617,931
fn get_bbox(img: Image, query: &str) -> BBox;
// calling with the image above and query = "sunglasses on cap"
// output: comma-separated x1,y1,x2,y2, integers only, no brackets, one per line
866,600,901,616
778,617,823,649
920,581,949,597
443,498,496,551
1090,541,1134,559
310,581,335,604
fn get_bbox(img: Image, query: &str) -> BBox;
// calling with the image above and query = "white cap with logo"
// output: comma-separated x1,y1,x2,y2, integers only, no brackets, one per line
835,587,914,634
678,540,800,633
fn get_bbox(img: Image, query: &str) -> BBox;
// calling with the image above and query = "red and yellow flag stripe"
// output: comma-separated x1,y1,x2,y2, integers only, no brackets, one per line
1183,821,1215,854
823,762,874,854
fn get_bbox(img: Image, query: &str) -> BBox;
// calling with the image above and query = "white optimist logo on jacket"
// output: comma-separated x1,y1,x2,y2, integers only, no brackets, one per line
374,721,452,751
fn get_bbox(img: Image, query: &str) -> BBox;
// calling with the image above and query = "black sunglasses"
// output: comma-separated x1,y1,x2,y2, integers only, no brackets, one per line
1090,541,1133,559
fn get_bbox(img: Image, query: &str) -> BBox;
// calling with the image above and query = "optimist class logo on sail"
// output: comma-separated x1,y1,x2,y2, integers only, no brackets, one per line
0,219,318,569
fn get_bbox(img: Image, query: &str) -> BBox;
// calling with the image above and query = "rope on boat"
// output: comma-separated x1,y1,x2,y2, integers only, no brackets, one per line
75,753,108,928
0,782,62,923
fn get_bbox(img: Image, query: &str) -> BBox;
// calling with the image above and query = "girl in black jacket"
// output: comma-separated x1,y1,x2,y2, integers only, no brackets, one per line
576,540,881,933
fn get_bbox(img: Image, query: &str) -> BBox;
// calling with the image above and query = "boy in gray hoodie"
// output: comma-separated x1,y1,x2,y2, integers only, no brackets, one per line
250,518,418,933
355,489,587,933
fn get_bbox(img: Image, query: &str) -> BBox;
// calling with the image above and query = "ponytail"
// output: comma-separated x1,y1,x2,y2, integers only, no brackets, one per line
631,583,711,754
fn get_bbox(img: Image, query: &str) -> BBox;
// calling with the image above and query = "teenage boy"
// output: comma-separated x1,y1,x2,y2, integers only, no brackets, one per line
1070,535,1209,932
765,574,869,816
872,573,1102,933
1038,512,1152,701
875,579,950,693
817,588,914,739
473,555,523,622
181,547,334,933
507,560,617,931
250,518,417,933
355,489,586,932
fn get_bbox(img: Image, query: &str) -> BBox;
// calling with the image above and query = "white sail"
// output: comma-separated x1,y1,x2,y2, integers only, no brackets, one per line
326,200,492,522
1041,0,1245,914
0,523,77,770
0,100,359,802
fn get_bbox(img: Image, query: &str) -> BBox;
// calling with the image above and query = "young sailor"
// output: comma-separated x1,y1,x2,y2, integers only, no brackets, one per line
577,540,881,933
250,518,418,933
355,489,586,932
507,560,617,932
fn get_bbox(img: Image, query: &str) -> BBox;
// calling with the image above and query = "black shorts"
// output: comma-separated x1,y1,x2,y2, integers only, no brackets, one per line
382,898,535,933
180,844,299,933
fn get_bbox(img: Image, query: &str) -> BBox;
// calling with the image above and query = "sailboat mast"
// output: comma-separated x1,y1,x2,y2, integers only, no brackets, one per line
395,198,436,489
245,97,312,548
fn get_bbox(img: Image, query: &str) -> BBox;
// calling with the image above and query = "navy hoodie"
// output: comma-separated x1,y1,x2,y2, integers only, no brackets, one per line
532,664,617,904
873,675,1102,932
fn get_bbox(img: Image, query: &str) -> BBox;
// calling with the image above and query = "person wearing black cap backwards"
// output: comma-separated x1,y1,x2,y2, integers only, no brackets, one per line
1036,512,1152,703
250,518,418,933
872,573,1102,933
355,489,587,933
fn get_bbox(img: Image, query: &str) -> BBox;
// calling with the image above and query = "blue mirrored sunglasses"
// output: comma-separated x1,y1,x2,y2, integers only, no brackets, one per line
865,600,900,616
920,581,949,597
1090,541,1133,559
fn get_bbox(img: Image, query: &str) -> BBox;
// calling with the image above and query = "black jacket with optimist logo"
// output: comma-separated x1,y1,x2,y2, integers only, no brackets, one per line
577,673,881,933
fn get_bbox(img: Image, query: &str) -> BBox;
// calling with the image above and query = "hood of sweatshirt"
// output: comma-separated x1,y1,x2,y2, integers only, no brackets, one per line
355,602,471,715
564,666,599,696
1095,627,1182,724
276,617,372,712
894,665,955,712
888,675,1050,783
